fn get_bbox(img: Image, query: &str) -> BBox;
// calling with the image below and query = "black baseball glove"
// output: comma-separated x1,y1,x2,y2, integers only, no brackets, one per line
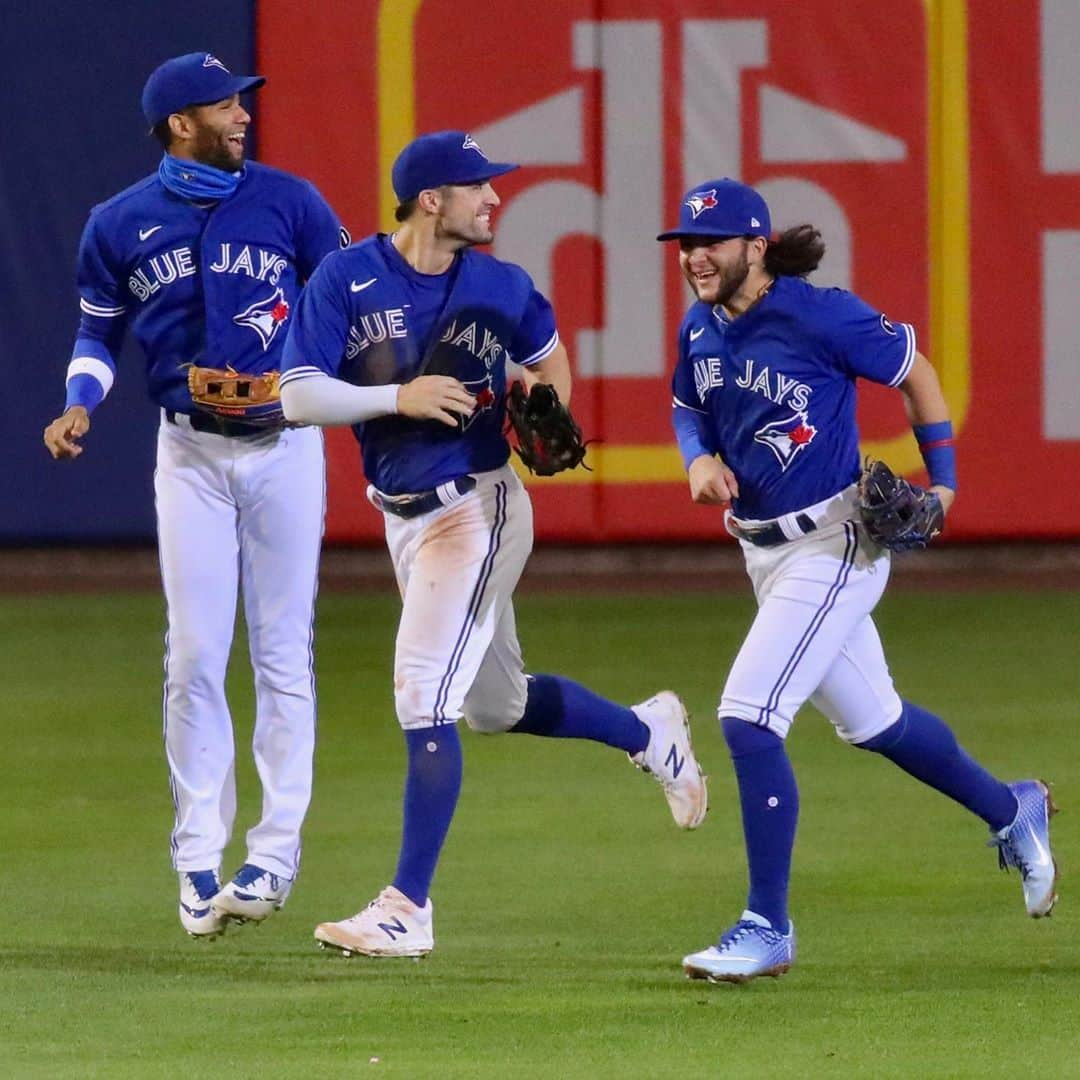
506,381,590,477
857,458,945,551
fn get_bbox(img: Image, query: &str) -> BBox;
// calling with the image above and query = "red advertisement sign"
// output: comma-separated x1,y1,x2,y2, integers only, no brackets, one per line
259,0,1080,540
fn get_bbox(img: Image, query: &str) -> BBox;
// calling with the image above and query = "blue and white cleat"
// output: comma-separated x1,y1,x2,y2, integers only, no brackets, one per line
630,691,708,829
683,910,795,983
179,869,225,939
211,863,292,925
990,779,1059,917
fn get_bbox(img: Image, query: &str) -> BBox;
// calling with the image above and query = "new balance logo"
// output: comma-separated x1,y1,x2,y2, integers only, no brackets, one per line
377,917,408,940
665,743,685,779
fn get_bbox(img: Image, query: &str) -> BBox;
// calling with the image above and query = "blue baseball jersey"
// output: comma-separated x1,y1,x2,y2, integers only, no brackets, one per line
672,275,916,519
281,234,559,494
72,162,344,412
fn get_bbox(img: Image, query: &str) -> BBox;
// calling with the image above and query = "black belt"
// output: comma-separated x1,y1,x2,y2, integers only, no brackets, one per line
729,512,817,547
165,409,267,438
370,476,477,519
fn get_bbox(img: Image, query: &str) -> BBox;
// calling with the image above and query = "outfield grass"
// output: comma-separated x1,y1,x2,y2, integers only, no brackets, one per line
2,587,1077,1078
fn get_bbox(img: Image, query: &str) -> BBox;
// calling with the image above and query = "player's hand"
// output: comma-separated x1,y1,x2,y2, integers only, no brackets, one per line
43,406,91,460
688,454,738,505
396,375,476,428
929,485,955,515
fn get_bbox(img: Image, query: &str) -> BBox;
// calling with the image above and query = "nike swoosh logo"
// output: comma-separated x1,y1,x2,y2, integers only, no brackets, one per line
351,277,378,292
138,225,163,241
1028,830,1053,866
689,327,705,341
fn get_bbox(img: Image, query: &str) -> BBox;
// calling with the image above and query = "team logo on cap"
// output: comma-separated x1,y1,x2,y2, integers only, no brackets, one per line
462,134,487,158
685,189,718,219
754,411,818,470
233,288,290,350
202,54,230,73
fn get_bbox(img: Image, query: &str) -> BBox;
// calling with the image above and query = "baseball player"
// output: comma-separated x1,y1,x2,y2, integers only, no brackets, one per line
279,130,707,959
42,53,346,939
658,178,1058,983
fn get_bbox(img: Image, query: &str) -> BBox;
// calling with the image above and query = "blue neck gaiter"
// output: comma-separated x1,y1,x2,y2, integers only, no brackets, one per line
158,153,244,202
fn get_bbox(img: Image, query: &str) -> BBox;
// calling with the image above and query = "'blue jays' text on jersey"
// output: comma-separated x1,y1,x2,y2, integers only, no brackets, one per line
72,162,344,412
671,275,916,519
281,234,559,494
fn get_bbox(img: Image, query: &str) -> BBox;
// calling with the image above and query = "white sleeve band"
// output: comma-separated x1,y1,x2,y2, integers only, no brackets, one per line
518,329,560,367
280,373,400,426
66,357,115,397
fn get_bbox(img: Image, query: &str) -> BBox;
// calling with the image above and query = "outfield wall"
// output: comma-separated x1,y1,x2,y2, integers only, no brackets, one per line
5,1,1079,543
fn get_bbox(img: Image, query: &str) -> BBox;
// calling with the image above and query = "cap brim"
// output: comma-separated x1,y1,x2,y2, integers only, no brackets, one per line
190,74,266,108
656,227,742,242
460,162,519,185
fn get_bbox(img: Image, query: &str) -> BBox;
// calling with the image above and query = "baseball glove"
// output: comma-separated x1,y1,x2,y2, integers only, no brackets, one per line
857,457,944,551
186,365,284,425
506,381,590,477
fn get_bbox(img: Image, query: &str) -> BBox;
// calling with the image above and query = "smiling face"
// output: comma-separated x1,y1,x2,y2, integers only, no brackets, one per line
677,233,772,313
169,95,250,171
433,181,500,247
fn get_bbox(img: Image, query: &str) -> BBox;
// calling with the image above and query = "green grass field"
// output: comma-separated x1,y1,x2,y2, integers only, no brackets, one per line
2,585,1077,1078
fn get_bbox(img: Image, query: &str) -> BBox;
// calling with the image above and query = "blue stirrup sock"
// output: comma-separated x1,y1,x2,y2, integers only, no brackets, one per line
856,701,1017,831
722,717,798,933
391,725,463,907
510,673,649,756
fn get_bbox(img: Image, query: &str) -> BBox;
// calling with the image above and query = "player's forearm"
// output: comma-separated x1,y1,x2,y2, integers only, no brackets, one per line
672,402,715,471
897,352,949,426
280,372,399,425
524,343,572,403
897,353,957,495
65,344,117,415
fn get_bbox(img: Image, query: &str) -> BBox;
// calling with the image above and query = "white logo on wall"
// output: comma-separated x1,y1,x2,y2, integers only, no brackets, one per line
470,17,907,376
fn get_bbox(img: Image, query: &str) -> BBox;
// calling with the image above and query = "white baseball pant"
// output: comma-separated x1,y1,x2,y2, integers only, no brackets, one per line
377,463,534,733
155,413,324,878
719,485,903,743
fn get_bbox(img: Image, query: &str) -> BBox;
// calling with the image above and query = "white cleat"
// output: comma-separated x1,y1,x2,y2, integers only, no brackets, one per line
179,870,226,939
314,886,434,958
211,863,292,925
631,691,708,829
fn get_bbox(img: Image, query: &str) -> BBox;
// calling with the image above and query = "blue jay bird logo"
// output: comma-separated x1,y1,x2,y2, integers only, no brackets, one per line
233,288,290,350
754,412,818,470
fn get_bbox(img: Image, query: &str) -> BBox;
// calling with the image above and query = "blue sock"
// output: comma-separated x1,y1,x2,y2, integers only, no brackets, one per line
857,701,1017,830
722,717,797,932
391,725,463,907
509,673,649,755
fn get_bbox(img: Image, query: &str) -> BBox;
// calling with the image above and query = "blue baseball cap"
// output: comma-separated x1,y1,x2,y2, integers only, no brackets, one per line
656,178,771,242
142,52,265,128
391,131,519,201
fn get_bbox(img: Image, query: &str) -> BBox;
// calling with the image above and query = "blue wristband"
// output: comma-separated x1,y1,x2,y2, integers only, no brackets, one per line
913,420,956,490
64,372,106,414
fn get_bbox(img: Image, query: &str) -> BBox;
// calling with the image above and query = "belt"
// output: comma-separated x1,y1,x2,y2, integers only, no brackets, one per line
369,476,478,519
728,512,817,547
165,409,267,438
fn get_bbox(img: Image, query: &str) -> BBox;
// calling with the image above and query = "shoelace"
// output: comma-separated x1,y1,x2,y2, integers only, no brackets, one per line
718,920,783,950
988,832,1031,880
185,871,219,901
232,864,280,890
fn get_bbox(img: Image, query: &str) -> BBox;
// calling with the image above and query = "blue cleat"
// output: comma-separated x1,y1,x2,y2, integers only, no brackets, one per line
211,863,292,925
682,910,795,983
990,779,1059,917
179,869,225,939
